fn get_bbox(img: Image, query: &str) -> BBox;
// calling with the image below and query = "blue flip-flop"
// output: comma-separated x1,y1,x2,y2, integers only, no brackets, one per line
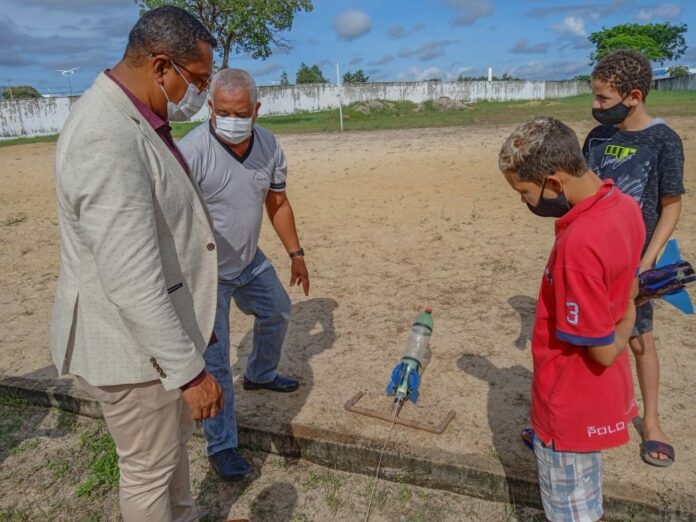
641,440,675,467
521,428,535,451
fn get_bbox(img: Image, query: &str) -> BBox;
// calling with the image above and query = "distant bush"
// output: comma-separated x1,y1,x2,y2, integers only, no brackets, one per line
3,86,41,100
667,65,690,78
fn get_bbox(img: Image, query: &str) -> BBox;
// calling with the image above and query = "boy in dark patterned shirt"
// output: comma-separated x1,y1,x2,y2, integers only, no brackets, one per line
583,50,685,467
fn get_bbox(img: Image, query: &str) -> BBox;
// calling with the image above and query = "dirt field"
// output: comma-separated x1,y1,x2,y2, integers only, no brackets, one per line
1,118,696,513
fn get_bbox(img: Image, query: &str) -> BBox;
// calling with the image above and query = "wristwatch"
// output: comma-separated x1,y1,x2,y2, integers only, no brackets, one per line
289,248,304,258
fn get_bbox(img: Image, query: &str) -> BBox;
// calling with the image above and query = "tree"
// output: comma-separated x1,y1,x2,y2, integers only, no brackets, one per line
667,65,690,77
588,22,688,64
295,62,327,84
2,85,41,100
138,0,314,69
342,69,369,83
279,70,290,86
571,74,591,81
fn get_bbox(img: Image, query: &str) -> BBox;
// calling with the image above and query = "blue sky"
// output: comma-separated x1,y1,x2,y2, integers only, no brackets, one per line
1,0,695,94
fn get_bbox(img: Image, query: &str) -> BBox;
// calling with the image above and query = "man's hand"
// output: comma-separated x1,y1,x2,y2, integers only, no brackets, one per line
290,256,310,296
181,372,223,420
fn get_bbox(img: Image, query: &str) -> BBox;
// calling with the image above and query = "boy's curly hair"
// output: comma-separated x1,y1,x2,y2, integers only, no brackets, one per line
592,50,653,100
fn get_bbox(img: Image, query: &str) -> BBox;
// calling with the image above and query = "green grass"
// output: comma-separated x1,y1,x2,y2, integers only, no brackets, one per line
303,470,343,514
3,91,696,148
0,134,59,148
8,437,41,457
0,392,29,408
0,507,36,521
74,426,119,497
0,418,22,448
177,91,696,135
398,483,413,504
47,452,73,480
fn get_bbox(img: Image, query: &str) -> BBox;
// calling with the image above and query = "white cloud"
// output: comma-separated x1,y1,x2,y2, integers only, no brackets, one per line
398,40,458,62
22,0,131,10
385,23,425,40
527,0,632,21
510,39,551,55
635,3,682,21
448,0,494,26
505,59,589,80
253,63,283,77
369,54,395,66
397,64,473,81
334,10,372,41
553,16,586,37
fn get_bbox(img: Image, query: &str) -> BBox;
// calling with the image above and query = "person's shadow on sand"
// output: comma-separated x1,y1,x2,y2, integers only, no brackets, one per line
248,481,298,521
508,295,537,351
196,297,337,521
457,295,539,509
0,366,78,468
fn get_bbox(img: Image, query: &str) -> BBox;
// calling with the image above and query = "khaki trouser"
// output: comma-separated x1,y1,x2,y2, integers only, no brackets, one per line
77,377,198,522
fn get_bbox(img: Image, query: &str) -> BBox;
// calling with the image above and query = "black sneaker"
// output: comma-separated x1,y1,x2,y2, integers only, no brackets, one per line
208,448,253,482
242,374,299,393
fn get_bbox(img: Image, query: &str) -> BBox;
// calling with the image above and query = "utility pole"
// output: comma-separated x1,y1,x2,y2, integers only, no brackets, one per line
336,61,344,132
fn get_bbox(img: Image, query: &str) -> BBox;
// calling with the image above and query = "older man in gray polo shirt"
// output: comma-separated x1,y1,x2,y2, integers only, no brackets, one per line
178,68,309,481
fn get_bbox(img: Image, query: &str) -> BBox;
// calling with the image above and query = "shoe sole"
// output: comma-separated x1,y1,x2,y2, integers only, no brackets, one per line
214,468,254,482
242,382,299,393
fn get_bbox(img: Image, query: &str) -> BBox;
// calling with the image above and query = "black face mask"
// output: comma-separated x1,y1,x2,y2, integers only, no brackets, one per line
592,98,632,126
527,178,570,218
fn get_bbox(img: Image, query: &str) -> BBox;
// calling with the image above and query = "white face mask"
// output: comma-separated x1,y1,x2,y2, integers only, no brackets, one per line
215,114,254,145
159,62,207,122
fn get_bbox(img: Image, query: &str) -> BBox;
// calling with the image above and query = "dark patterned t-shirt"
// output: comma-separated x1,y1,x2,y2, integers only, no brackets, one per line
583,119,685,249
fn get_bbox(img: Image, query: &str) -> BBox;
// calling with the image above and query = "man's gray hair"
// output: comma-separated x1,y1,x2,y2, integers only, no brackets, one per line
498,116,588,182
210,69,258,105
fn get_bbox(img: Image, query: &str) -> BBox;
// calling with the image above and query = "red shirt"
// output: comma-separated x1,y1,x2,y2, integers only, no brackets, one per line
531,179,644,452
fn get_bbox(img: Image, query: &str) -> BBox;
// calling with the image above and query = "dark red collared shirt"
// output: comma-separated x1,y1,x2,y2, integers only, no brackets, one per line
104,69,190,174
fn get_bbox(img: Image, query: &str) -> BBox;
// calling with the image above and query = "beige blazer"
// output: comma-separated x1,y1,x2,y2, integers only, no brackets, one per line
51,72,218,390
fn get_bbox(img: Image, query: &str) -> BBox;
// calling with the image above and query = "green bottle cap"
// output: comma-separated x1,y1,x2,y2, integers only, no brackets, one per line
413,307,433,331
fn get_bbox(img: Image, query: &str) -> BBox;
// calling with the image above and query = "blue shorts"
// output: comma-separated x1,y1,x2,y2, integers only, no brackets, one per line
533,437,603,522
632,301,653,337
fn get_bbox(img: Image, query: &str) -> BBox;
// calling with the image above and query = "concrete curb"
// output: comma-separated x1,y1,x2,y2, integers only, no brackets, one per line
2,376,694,521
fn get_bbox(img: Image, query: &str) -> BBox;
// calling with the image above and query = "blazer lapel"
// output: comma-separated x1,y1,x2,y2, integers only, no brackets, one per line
94,73,213,229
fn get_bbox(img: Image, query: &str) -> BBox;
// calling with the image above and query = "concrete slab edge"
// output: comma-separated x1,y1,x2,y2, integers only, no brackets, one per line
1,376,692,521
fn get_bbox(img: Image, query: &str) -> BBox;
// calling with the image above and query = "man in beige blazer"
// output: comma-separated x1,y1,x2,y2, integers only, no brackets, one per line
51,7,223,521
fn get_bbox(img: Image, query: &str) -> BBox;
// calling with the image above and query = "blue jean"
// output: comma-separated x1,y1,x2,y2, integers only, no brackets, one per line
202,249,291,456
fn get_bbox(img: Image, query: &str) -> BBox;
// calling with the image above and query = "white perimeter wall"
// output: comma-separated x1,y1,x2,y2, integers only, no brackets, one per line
0,80,590,139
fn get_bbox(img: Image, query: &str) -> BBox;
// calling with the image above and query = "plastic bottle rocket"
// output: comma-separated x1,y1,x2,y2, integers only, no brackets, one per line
386,308,433,415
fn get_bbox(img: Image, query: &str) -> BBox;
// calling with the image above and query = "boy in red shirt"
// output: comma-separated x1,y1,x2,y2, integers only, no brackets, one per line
499,117,644,521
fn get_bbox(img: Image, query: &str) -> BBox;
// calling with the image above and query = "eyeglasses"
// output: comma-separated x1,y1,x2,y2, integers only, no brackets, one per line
171,60,211,94
150,52,211,94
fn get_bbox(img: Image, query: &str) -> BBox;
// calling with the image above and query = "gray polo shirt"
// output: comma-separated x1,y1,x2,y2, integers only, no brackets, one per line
178,122,288,280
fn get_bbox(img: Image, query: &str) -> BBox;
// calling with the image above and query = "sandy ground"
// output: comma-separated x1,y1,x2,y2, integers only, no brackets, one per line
1,118,696,512
0,403,544,521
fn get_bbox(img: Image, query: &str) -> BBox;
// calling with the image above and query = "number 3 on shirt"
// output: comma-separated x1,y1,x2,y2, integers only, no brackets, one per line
566,301,579,325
